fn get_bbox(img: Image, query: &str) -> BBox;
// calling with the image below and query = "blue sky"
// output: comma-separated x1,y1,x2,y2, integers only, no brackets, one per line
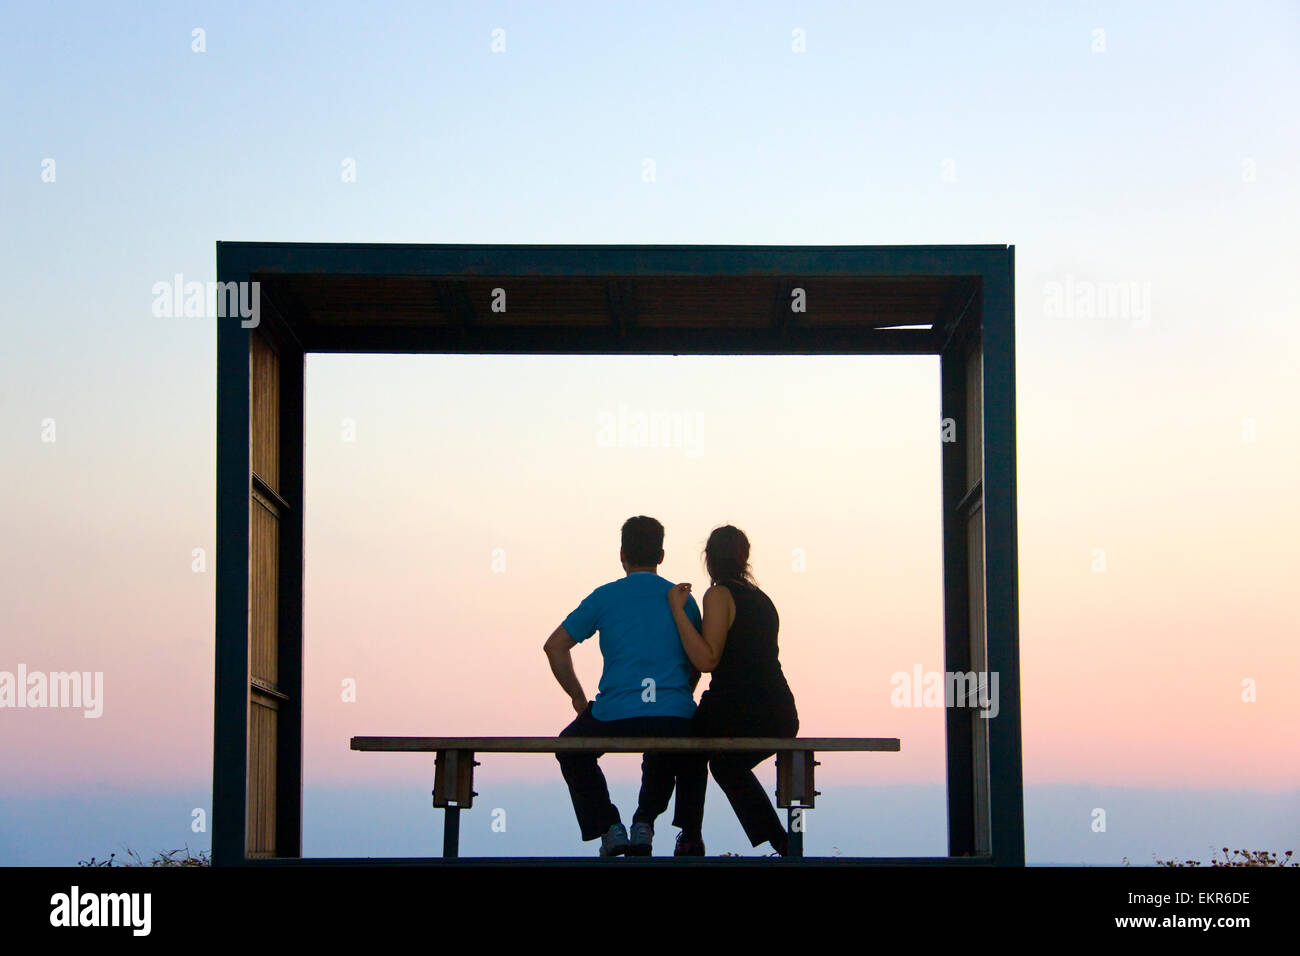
1,1,1297,864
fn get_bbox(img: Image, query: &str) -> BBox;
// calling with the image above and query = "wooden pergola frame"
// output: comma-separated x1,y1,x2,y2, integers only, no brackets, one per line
212,242,1023,866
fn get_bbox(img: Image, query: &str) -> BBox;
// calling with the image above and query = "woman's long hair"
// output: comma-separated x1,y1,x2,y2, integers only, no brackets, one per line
703,525,756,588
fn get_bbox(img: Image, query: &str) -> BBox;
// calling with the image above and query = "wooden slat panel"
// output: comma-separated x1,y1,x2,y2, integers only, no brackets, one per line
965,342,983,491
266,274,960,332
794,278,947,328
248,329,282,859
632,277,774,328
250,331,280,491
966,507,987,676
294,276,456,327
247,700,278,856
250,497,278,685
460,279,611,327
966,504,991,855
971,709,991,856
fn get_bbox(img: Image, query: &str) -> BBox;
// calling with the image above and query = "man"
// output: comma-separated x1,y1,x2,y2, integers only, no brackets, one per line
543,515,703,856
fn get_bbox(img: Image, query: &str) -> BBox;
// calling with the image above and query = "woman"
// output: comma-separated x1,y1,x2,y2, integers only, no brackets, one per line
666,524,799,856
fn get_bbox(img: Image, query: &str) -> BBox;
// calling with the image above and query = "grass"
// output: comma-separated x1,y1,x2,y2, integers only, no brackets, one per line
78,845,211,867
1126,848,1297,868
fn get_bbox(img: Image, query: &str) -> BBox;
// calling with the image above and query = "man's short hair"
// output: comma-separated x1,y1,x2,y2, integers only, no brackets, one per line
621,515,664,567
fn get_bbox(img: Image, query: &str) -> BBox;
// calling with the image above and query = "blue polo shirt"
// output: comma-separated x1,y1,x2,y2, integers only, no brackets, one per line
561,572,702,721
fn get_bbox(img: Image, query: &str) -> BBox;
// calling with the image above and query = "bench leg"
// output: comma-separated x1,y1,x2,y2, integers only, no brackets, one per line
443,806,461,859
786,808,804,859
432,749,476,859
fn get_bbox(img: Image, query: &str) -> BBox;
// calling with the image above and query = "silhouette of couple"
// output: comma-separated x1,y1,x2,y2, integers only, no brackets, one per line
543,516,799,857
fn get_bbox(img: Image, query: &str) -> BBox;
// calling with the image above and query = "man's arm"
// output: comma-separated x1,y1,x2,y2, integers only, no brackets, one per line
543,625,588,715
685,596,704,689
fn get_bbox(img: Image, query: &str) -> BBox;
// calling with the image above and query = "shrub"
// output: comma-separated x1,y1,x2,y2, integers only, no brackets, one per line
1135,848,1297,868
78,845,210,867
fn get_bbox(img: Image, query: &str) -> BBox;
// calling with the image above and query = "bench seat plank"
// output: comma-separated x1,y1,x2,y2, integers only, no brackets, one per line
351,736,899,753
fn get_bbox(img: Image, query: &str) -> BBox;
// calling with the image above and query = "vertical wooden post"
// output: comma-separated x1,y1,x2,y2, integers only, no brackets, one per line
214,266,306,865
213,257,250,866
981,250,1025,865
941,326,979,856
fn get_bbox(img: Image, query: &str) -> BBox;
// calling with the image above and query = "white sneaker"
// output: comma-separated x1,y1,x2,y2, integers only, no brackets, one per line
599,823,630,857
628,821,654,856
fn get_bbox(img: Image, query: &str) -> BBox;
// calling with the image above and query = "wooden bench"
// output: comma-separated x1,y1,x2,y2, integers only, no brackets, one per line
351,736,901,859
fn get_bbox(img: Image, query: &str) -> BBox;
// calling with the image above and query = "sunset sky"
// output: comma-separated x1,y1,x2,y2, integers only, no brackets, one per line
1,1,1296,863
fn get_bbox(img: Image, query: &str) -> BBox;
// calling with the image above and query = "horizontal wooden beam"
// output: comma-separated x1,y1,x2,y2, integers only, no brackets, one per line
303,325,940,355
220,241,1011,281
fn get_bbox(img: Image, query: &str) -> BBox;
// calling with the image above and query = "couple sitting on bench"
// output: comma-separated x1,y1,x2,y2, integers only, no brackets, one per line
543,515,800,857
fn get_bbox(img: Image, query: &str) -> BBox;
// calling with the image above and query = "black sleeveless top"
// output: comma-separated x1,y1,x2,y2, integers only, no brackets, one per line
702,581,797,727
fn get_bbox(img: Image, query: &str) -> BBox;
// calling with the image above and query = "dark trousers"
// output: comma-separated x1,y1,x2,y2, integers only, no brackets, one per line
672,691,799,850
556,703,694,841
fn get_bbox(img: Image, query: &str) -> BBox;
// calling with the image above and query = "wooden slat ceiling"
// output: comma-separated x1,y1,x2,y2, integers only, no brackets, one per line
261,274,959,332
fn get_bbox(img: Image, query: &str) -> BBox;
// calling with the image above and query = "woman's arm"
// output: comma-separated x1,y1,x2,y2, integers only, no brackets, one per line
667,583,734,672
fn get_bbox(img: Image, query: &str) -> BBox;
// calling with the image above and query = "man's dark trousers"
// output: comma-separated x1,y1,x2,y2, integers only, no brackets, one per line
556,703,694,841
